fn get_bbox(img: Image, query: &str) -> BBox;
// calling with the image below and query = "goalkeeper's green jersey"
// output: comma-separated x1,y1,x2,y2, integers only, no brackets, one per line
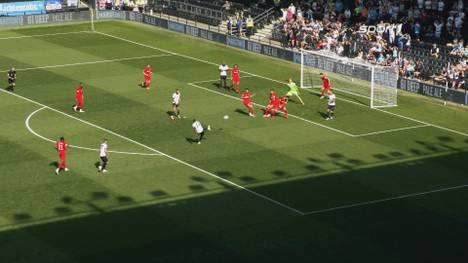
287,82,299,92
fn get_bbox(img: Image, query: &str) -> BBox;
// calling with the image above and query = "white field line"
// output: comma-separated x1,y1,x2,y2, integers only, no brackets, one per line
303,184,468,215
0,31,92,40
1,88,303,215
353,124,431,138
95,31,468,138
190,75,255,85
0,54,173,73
188,83,355,137
25,106,161,156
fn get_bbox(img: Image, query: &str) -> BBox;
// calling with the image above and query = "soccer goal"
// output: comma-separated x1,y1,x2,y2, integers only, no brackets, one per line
299,50,398,108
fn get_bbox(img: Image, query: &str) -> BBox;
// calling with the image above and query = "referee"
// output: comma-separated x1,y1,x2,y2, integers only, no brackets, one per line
98,139,109,173
192,119,205,145
7,67,16,92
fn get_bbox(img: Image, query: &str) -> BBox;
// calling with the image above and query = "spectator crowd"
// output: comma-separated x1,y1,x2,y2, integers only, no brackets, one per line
275,0,467,88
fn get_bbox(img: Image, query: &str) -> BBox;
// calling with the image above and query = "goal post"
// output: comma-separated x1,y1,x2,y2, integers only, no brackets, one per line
299,49,398,108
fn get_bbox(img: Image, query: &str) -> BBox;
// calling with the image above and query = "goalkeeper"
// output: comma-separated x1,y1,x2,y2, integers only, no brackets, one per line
285,78,304,105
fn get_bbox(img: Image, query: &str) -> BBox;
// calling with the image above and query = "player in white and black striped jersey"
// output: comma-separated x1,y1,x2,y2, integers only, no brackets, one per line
170,89,181,120
326,92,336,120
98,139,109,173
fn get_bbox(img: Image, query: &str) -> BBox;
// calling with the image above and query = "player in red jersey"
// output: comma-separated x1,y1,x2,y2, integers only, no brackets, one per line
231,64,241,93
140,65,152,90
320,72,332,99
263,89,278,118
55,137,69,175
72,82,84,112
274,96,289,118
241,89,256,117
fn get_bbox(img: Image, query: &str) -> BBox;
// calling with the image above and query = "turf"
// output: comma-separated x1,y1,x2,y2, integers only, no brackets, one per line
0,20,468,262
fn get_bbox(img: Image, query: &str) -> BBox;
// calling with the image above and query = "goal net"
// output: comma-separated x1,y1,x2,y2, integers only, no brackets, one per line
299,50,398,108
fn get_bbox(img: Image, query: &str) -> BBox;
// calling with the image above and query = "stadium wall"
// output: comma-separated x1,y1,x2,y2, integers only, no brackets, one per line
1,10,466,106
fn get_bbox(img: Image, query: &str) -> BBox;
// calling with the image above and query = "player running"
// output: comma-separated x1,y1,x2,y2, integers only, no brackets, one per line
285,78,305,105
263,89,278,118
6,67,16,92
192,119,205,144
325,91,336,120
140,64,152,90
219,62,229,89
231,64,240,93
98,139,109,173
171,89,181,120
55,137,69,175
241,88,256,117
73,83,84,113
320,72,332,99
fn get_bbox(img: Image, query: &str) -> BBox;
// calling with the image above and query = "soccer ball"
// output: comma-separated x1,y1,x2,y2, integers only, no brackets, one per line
207,125,211,131
223,115,229,120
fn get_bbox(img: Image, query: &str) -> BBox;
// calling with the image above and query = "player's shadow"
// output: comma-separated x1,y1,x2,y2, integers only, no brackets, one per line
185,137,197,144
211,82,221,89
94,162,100,169
5,86,14,92
235,108,249,116
317,111,328,119
49,161,59,168
166,111,174,117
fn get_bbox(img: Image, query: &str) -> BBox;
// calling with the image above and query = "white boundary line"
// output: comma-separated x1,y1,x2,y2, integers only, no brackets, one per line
1,88,303,215
190,75,256,85
0,54,173,73
188,82,355,137
303,184,468,215
25,107,161,156
353,124,431,137
95,31,468,138
0,31,92,40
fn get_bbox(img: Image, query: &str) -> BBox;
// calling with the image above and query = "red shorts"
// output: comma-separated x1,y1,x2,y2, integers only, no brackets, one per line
243,101,251,107
232,76,240,82
76,98,83,107
59,153,66,161
275,104,285,110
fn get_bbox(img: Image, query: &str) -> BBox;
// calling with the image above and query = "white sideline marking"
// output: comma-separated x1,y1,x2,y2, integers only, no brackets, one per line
95,31,468,138
25,107,161,156
190,75,255,85
0,54,173,73
303,184,468,215
0,31,92,40
1,88,303,215
353,124,431,137
188,82,355,137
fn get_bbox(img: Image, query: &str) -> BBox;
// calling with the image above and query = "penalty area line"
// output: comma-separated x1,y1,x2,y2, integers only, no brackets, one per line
25,106,161,156
0,54,173,73
353,124,431,137
1,89,302,215
302,184,468,215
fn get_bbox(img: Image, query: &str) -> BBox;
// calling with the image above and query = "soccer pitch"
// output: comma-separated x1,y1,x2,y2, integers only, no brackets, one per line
1,20,468,262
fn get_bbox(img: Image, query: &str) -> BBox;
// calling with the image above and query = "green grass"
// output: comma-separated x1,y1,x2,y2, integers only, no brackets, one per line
1,20,468,262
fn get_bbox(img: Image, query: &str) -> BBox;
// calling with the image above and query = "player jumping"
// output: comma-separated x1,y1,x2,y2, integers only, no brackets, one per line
325,91,336,120
241,88,256,117
171,89,181,120
320,72,332,99
231,64,240,93
286,78,305,105
6,67,16,92
55,137,69,175
72,83,84,112
140,64,152,90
